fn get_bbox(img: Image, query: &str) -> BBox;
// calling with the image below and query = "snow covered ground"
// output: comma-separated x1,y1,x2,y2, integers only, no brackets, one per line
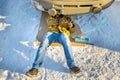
0,0,120,80
0,46,120,80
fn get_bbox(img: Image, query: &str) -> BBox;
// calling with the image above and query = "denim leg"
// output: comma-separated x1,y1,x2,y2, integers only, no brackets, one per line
32,32,57,68
58,33,75,68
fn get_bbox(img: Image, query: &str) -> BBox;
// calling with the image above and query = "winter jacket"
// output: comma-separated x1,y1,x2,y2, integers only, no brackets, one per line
47,15,75,37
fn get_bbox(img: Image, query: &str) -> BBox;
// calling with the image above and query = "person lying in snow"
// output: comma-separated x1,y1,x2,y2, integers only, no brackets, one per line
26,14,81,77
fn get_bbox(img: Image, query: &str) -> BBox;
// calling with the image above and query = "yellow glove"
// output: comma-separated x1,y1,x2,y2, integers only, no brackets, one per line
58,25,70,37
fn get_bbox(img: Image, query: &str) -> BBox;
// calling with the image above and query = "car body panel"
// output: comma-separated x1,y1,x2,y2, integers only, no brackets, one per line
33,0,114,15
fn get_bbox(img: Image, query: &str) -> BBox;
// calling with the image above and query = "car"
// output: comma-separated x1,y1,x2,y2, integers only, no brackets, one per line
33,0,114,16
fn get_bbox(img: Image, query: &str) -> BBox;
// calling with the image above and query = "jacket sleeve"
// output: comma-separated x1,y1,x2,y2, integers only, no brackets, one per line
47,16,56,26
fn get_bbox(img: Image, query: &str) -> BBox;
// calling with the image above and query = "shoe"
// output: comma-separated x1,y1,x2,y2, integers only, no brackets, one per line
70,66,81,74
26,68,38,77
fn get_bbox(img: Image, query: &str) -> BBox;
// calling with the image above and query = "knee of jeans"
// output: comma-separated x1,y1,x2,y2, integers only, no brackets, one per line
41,33,53,45
60,33,70,43
40,38,49,48
60,33,67,39
43,32,53,40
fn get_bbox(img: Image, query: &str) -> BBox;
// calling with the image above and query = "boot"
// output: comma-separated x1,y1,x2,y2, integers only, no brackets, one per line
70,66,81,74
26,68,38,77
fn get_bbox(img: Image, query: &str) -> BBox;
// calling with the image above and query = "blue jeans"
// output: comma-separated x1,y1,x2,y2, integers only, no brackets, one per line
32,32,75,68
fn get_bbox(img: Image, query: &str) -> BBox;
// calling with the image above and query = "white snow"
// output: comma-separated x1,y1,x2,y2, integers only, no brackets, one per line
20,41,30,48
13,49,30,61
0,16,11,31
0,0,120,80
0,16,6,19
0,15,11,31
0,23,11,31
0,46,120,80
